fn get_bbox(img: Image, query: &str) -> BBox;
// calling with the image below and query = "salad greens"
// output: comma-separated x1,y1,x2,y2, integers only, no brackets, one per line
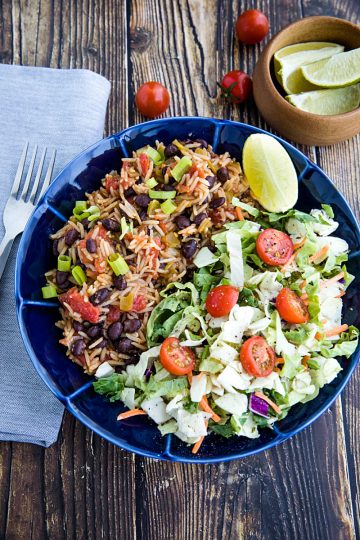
93,205,358,449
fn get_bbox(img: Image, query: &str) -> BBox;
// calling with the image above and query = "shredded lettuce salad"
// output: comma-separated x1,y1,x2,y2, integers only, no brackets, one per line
93,204,358,448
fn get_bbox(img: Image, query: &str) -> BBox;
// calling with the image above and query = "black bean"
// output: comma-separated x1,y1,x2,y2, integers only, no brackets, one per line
181,239,198,260
92,338,108,349
58,280,71,291
135,194,151,208
116,338,133,353
71,339,86,357
89,288,111,306
193,212,207,226
108,321,124,341
138,208,147,221
195,138,208,148
216,166,230,182
124,186,136,198
175,215,191,230
56,270,69,286
52,239,59,256
114,276,127,290
205,175,216,188
135,179,143,185
65,228,80,247
81,218,90,229
209,197,226,209
168,176,177,185
86,238,97,253
102,218,120,232
73,321,85,333
86,325,102,339
161,166,168,176
161,184,177,192
164,144,180,158
124,318,141,333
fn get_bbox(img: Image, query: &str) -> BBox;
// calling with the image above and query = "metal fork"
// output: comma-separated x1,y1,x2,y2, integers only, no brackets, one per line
0,143,56,280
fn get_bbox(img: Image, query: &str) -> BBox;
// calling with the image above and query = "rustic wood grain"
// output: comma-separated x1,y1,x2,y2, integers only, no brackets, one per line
0,0,360,539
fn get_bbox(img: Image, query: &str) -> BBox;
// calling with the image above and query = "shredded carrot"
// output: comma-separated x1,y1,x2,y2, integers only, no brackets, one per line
254,392,281,415
276,357,285,365
335,291,346,298
293,238,306,250
302,355,310,369
187,372,193,384
315,331,323,341
300,279,307,291
274,367,281,373
280,252,297,273
309,245,329,263
159,221,167,233
235,207,244,221
117,409,147,421
320,271,345,289
200,396,221,423
324,324,348,337
117,409,146,421
192,421,208,454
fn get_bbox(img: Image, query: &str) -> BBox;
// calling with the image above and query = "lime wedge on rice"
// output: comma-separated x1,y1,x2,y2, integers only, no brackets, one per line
286,84,360,115
274,42,344,94
302,48,360,88
242,134,298,213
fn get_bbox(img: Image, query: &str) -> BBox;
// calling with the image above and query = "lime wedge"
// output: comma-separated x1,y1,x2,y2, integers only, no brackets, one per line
286,84,360,115
274,42,344,94
302,48,360,87
242,134,298,213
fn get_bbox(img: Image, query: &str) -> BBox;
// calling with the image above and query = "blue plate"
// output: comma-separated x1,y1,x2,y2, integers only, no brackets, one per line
15,117,360,463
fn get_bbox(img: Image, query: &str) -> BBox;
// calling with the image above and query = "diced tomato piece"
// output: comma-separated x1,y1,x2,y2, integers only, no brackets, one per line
59,287,100,323
189,163,205,178
106,305,122,323
132,295,147,312
139,153,150,176
105,174,120,192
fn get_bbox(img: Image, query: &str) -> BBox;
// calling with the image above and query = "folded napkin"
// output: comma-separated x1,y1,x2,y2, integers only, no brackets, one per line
0,64,111,446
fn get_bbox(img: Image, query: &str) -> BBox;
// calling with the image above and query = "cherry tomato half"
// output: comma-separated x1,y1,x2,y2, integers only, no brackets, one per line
160,337,195,376
135,82,170,118
219,70,252,104
240,336,276,377
256,229,294,266
235,9,269,45
205,285,240,318
276,287,310,324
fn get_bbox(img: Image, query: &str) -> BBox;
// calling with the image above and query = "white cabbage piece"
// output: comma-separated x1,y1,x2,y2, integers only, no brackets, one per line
166,394,185,415
95,362,115,379
320,297,342,334
121,387,137,410
248,371,286,396
287,370,316,406
210,341,239,365
180,329,206,347
176,410,210,442
141,397,170,424
285,218,306,241
231,414,260,439
216,365,252,393
275,311,296,356
310,356,342,388
190,374,207,402
226,229,244,288
316,235,348,257
193,247,219,268
214,392,248,415
310,209,339,236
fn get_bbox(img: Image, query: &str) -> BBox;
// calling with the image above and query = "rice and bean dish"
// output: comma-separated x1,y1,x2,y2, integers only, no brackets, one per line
43,137,358,452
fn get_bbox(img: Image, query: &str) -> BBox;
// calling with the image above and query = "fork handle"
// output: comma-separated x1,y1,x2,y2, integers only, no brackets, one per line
0,232,16,281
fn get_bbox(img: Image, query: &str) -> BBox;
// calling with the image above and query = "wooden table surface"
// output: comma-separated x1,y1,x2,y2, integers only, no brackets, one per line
1,1,360,539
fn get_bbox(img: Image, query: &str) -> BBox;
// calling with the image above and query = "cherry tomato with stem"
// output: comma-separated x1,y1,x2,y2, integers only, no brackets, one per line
218,70,252,104
256,228,294,266
135,82,170,118
276,287,310,324
205,285,240,317
160,337,195,376
240,336,276,377
235,9,269,45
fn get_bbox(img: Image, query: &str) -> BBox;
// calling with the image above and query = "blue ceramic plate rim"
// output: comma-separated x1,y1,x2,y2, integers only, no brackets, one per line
15,117,360,463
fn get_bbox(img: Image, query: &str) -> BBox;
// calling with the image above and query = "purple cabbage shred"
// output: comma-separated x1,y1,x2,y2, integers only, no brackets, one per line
249,393,269,418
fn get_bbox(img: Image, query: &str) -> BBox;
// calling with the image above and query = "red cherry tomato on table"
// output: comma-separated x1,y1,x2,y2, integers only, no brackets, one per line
205,285,239,317
235,9,269,45
256,229,294,266
276,288,310,324
240,336,276,377
219,70,252,104
160,337,195,376
135,82,170,118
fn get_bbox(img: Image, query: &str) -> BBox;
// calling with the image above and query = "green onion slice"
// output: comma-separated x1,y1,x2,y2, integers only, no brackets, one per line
120,217,130,240
87,205,101,222
138,145,163,164
72,265,87,285
149,189,176,200
57,255,71,272
161,199,177,214
108,253,129,276
146,177,158,189
171,156,192,182
42,285,58,299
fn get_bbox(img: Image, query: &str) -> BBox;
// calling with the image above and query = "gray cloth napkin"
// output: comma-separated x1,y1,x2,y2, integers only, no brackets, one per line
0,64,111,447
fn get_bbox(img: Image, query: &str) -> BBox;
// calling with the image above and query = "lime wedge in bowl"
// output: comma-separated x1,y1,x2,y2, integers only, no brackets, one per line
286,84,360,115
242,134,298,213
302,48,360,88
274,42,344,94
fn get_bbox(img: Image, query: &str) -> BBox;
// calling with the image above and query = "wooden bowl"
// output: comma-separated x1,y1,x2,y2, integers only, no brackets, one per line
253,16,360,145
